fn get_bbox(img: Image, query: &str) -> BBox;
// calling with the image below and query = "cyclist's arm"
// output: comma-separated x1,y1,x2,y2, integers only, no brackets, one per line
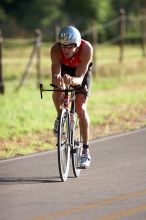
50,44,62,84
72,42,93,86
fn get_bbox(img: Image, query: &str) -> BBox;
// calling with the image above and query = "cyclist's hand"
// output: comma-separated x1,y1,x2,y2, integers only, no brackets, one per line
53,74,63,88
63,74,73,87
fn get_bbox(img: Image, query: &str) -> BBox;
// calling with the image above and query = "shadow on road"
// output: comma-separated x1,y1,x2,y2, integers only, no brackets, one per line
0,176,62,185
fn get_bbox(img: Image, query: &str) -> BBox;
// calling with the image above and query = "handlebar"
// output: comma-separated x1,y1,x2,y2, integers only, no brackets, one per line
40,83,62,99
40,83,84,99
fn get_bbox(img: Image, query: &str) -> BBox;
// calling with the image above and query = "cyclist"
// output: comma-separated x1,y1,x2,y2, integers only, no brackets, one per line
50,25,93,168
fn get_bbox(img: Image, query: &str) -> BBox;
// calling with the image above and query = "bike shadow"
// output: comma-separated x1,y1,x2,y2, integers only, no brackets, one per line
0,176,62,185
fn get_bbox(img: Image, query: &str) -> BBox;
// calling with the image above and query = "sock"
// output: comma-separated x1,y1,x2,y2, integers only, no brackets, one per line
83,144,89,149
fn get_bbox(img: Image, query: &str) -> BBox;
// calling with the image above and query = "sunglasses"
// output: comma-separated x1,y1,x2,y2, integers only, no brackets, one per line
60,43,77,49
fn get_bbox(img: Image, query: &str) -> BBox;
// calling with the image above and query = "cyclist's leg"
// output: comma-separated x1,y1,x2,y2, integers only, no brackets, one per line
75,93,90,154
75,64,92,154
52,91,62,116
75,93,92,168
52,91,63,134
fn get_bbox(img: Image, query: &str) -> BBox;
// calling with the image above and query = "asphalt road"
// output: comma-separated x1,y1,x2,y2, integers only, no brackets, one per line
0,128,146,220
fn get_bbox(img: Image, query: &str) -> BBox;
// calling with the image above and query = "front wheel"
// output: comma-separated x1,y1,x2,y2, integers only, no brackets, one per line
71,114,82,177
57,108,70,182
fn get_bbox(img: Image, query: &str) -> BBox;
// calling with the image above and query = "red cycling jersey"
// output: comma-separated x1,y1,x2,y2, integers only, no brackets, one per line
60,40,85,68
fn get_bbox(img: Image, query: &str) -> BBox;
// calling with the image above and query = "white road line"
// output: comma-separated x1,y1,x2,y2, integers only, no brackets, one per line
91,127,146,144
0,127,145,164
0,149,56,164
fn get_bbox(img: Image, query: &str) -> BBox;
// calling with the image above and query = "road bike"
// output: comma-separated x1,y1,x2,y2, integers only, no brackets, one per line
40,83,83,182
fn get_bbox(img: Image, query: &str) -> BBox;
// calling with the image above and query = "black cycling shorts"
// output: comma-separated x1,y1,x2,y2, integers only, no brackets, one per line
61,63,92,96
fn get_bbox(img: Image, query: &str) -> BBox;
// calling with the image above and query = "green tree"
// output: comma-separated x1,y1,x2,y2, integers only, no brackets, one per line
1,0,146,38
111,0,146,15
63,0,113,31
0,0,63,32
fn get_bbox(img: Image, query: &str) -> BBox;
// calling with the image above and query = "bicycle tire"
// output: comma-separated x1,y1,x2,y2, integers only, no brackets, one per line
71,114,82,177
57,108,70,182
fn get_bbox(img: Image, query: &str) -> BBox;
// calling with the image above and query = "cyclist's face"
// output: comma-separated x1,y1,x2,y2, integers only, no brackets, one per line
60,44,77,58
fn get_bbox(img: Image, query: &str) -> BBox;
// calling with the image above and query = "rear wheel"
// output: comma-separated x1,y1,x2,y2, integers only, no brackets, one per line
71,114,82,177
57,108,70,182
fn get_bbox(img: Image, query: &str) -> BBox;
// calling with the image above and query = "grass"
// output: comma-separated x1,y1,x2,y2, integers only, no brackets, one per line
0,83,56,138
89,70,146,133
0,43,146,159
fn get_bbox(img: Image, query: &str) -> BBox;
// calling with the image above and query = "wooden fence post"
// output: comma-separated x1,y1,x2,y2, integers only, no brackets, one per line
119,8,126,62
54,24,60,42
35,29,42,88
141,10,146,57
0,30,4,94
16,29,42,91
